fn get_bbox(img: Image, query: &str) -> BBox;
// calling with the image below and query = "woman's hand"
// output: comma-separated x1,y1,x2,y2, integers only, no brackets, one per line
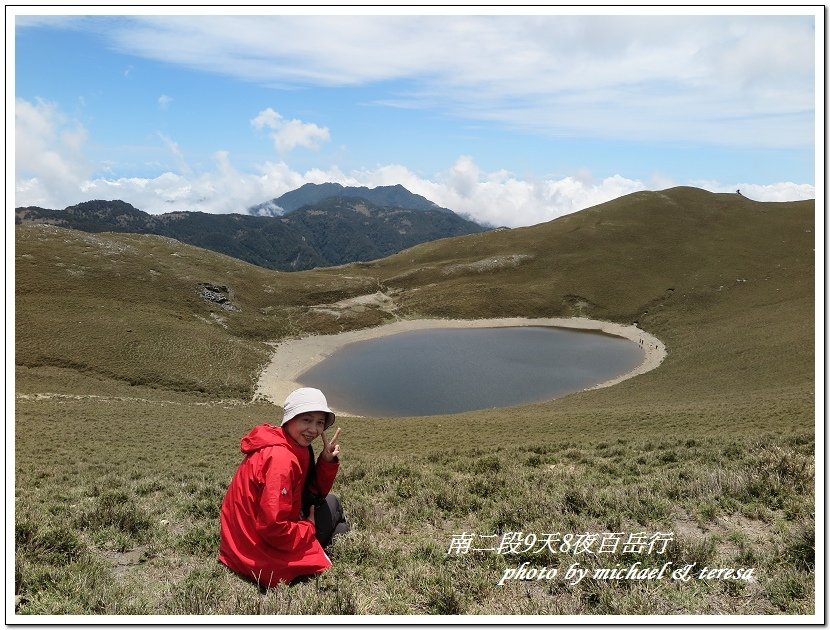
320,427,341,462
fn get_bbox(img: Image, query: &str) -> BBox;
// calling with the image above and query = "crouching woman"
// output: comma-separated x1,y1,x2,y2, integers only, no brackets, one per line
218,388,349,587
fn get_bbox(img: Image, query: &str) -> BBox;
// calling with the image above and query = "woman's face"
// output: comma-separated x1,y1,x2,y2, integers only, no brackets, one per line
285,412,327,447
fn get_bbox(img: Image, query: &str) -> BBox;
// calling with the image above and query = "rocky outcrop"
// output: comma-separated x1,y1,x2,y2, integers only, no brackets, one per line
198,283,240,312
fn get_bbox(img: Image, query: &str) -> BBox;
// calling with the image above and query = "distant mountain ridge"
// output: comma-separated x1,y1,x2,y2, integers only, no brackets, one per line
15,187,487,271
249,182,452,216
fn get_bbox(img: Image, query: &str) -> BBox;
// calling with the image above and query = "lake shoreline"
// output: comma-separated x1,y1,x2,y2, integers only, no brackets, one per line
254,317,667,416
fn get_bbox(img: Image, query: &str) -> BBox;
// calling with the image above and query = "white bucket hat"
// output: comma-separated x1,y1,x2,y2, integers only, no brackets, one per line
281,387,335,430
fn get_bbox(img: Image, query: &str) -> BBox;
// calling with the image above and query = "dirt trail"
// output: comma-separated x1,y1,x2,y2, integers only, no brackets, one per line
15,393,246,407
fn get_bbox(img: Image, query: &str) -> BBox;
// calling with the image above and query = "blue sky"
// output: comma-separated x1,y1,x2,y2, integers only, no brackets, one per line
11,9,820,227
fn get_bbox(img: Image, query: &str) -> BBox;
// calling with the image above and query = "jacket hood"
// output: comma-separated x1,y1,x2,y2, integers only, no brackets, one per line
240,424,291,455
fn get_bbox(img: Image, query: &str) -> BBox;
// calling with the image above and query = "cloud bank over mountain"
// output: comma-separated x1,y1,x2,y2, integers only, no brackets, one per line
14,95,814,227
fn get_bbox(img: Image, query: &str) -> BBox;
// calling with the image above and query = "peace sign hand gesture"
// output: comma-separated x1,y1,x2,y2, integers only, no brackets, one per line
320,427,341,462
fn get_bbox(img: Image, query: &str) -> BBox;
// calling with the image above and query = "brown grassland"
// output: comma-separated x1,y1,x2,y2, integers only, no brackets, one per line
13,187,816,617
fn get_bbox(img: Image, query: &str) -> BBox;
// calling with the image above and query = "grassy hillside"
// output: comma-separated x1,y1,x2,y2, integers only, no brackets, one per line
14,187,816,616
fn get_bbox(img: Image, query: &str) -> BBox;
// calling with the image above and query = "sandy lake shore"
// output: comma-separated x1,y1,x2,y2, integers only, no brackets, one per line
255,317,666,416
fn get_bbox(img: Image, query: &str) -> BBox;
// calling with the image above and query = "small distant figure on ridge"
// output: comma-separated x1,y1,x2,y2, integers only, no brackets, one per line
736,189,742,196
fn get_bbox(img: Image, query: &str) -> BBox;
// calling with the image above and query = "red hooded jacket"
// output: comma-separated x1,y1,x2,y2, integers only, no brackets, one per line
218,424,339,587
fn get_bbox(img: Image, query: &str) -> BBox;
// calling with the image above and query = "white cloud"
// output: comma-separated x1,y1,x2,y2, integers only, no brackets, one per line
95,14,815,149
15,97,92,208
274,119,330,152
447,155,480,198
410,167,649,227
157,94,172,109
690,179,817,203
251,107,331,153
157,133,191,175
737,182,816,202
251,107,282,130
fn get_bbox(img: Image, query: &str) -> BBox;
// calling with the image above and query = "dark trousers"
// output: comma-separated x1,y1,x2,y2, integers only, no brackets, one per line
314,493,349,549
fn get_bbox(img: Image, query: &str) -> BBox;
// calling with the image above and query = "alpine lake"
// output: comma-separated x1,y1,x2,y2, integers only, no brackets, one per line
297,326,645,417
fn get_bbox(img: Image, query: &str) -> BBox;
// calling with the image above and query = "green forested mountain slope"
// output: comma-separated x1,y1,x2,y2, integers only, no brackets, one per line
15,193,486,271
